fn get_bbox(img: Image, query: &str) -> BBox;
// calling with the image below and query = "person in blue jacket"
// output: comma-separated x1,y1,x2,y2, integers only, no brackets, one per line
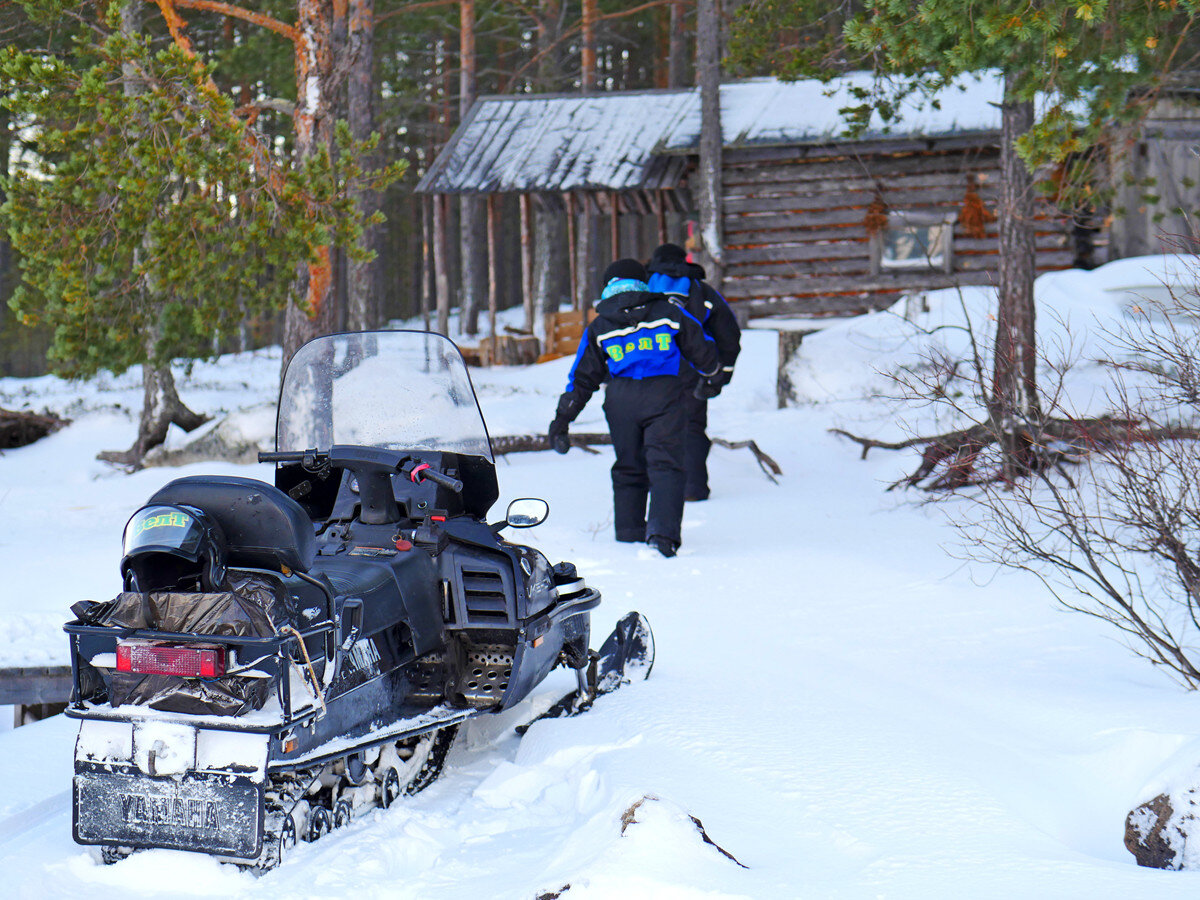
548,258,720,557
645,243,741,502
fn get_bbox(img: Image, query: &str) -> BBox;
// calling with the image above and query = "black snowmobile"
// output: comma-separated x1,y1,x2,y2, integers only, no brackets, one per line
64,331,653,869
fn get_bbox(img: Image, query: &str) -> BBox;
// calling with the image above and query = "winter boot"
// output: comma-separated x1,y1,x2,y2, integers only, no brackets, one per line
647,535,678,558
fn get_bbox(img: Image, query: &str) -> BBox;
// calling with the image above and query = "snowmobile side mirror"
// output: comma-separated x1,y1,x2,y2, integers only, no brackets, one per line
338,598,363,651
505,498,549,529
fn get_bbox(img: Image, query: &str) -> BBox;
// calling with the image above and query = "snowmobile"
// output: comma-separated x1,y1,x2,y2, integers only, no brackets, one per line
63,330,654,869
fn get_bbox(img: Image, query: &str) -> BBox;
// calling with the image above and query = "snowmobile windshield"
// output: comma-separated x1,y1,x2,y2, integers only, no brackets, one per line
276,331,493,462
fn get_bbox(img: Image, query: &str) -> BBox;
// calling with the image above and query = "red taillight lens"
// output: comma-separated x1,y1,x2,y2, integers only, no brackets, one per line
115,641,226,678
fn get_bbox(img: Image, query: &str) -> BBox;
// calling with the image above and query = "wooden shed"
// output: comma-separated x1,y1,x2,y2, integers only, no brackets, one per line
1110,85,1200,258
417,73,1088,331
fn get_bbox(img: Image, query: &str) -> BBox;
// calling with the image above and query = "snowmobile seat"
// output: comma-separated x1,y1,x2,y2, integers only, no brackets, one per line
148,475,317,574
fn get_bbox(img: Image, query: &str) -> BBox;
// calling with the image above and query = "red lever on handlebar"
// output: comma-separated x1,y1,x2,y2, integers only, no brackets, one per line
409,463,431,483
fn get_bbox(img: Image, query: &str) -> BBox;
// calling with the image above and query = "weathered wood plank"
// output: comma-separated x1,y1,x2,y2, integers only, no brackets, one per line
0,666,74,706
722,134,1001,165
724,187,999,215
725,207,872,231
723,166,1001,194
726,257,874,278
726,241,869,265
955,232,1070,253
724,248,1075,283
740,293,904,317
723,264,1070,301
726,231,1069,263
724,230,1075,262
723,174,999,202
738,293,905,318
725,207,1071,235
725,225,863,246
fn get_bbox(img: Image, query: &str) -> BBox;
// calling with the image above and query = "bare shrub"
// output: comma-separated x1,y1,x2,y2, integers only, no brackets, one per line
842,250,1200,686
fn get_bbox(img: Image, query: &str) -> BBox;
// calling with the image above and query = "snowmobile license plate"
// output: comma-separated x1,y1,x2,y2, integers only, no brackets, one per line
74,767,263,858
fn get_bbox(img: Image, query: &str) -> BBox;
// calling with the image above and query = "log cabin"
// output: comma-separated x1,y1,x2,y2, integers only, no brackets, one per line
416,72,1098,335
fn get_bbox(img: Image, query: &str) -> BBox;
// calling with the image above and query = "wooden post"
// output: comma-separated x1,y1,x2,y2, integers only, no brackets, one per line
486,193,499,343
610,191,620,260
421,196,433,331
565,192,578,311
577,197,593,310
655,190,669,245
520,194,535,333
433,193,450,336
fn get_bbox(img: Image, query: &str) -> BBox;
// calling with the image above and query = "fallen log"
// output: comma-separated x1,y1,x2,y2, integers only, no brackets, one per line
489,432,782,483
831,415,1200,491
0,408,70,450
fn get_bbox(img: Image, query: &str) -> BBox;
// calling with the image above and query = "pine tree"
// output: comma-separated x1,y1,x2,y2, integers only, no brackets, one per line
0,3,373,465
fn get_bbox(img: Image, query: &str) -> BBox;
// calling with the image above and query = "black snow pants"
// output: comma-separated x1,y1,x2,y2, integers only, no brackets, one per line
603,375,687,545
677,366,711,501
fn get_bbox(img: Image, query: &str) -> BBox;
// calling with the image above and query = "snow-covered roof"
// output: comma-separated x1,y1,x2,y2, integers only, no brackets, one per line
661,72,1004,152
415,89,696,194
417,73,1005,195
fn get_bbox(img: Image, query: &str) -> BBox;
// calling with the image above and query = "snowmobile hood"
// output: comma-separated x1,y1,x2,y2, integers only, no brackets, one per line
594,289,666,326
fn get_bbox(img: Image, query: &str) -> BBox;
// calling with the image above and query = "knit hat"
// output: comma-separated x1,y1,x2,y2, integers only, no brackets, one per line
602,258,648,284
648,243,688,269
647,243,705,279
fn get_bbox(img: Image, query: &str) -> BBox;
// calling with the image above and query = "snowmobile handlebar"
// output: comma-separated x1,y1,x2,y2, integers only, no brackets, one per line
259,449,463,494
399,461,463,493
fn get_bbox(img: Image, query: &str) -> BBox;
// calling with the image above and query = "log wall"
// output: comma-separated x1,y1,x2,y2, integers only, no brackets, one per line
718,139,1076,318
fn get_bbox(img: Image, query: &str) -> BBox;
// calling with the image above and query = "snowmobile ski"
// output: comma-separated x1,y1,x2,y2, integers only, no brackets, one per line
516,611,655,734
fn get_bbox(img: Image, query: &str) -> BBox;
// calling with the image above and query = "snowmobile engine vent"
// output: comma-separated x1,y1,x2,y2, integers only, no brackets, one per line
458,564,512,624
456,644,513,708
407,651,446,705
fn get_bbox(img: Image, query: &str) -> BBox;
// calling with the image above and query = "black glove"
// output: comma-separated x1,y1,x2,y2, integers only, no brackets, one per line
693,377,723,400
548,416,571,454
549,391,586,454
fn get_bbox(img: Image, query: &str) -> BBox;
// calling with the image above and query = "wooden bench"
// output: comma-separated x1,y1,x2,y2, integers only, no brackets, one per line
538,308,597,363
0,664,73,727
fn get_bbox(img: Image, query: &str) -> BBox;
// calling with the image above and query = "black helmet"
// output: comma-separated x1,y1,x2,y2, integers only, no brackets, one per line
121,504,228,593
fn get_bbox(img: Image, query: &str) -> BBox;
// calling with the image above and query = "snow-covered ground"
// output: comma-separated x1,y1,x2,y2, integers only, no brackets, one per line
4,258,1200,897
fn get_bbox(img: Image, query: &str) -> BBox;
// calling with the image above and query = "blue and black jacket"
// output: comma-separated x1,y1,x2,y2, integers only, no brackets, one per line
646,260,741,386
554,279,719,424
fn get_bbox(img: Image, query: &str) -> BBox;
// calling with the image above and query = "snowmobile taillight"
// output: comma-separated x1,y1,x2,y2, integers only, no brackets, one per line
115,641,226,678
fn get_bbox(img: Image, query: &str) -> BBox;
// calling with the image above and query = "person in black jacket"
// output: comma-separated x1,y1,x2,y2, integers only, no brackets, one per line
645,243,741,502
548,258,720,557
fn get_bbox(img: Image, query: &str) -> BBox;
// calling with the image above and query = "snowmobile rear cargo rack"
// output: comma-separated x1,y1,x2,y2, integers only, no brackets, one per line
64,620,335,733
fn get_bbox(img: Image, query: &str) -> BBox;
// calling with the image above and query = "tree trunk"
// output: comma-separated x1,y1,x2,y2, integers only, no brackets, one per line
581,0,597,92
98,3,206,467
282,0,337,375
668,0,687,88
458,0,485,337
574,0,598,306
696,0,724,289
347,0,379,331
534,1,568,323
991,70,1041,472
99,336,208,468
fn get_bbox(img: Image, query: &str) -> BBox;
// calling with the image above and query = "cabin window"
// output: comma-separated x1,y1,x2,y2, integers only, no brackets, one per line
872,211,956,274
